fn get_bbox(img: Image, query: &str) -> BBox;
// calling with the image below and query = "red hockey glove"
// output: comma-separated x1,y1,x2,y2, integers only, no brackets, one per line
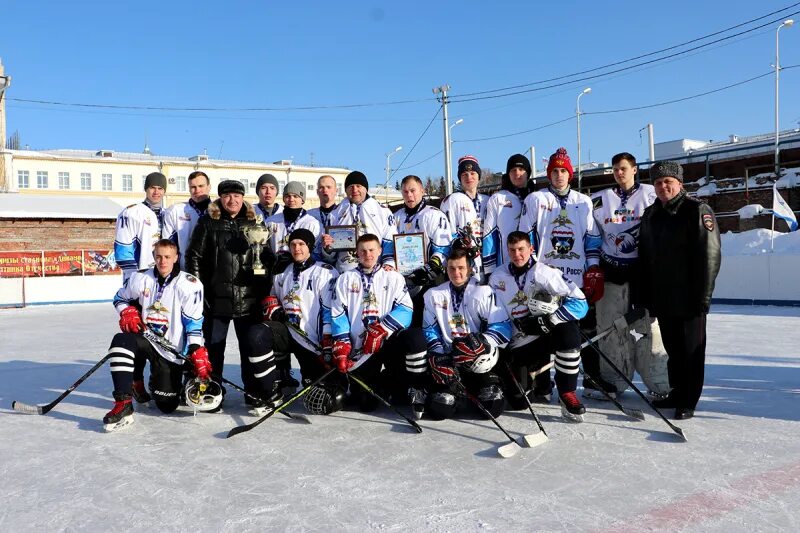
362,321,389,355
332,340,353,373
261,295,286,322
189,346,212,381
430,353,460,386
119,305,144,334
582,265,605,304
452,333,491,362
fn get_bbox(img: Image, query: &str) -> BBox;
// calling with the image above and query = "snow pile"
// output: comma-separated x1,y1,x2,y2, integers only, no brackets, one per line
721,228,800,255
736,204,764,219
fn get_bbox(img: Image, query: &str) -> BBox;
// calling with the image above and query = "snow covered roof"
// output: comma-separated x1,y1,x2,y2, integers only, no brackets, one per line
0,193,121,219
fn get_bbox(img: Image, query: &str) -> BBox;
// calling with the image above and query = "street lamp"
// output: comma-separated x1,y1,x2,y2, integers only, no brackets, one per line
447,118,464,195
576,87,591,192
775,19,794,178
384,145,402,203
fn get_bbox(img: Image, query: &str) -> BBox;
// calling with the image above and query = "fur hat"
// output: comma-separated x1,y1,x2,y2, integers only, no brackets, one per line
218,179,246,196
649,161,684,182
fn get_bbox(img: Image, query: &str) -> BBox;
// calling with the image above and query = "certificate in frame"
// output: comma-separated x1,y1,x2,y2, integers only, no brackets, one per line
326,225,358,252
394,233,426,275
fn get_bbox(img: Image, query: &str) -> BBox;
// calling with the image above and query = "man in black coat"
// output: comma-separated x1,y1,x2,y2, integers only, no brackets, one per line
638,161,721,420
185,180,269,406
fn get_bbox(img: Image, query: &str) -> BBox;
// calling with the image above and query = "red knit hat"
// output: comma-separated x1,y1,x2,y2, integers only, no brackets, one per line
546,147,574,180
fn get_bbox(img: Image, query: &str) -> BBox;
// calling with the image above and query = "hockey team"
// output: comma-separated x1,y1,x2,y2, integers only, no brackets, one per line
102,148,720,431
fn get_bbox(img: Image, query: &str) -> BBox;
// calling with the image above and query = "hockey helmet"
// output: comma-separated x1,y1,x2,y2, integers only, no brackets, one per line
527,289,561,316
184,378,224,412
463,347,499,374
302,382,346,415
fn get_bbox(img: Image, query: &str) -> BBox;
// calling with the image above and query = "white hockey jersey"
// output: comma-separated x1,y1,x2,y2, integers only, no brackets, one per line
422,279,512,354
308,204,338,231
395,200,453,272
482,189,524,275
255,203,283,221
518,187,601,287
591,183,656,268
441,191,488,274
161,200,207,269
327,196,397,272
264,210,323,257
490,260,588,348
331,266,412,352
271,261,338,353
113,269,205,364
114,202,163,280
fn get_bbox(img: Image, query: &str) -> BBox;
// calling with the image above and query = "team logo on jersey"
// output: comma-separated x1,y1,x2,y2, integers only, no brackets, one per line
545,224,579,260
180,213,191,221
185,274,198,283
143,288,151,297
611,224,639,254
435,298,448,310
145,301,170,337
503,201,513,208
495,281,506,291
349,281,361,293
510,290,528,308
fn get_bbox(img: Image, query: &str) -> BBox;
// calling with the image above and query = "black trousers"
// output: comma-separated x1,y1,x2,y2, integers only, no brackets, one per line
204,313,260,395
657,314,708,410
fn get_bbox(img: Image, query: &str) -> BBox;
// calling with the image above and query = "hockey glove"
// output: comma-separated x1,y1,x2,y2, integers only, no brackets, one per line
406,256,443,288
514,314,553,336
119,305,144,334
429,353,460,386
582,265,605,304
320,334,333,365
261,295,286,322
362,321,389,355
451,333,491,363
332,340,354,373
188,345,212,381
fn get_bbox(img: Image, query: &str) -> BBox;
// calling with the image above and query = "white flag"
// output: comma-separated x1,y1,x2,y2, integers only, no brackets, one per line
773,182,798,232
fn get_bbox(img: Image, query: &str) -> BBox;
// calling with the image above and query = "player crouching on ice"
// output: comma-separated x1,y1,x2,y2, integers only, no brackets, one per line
329,234,428,413
422,247,513,420
489,231,589,421
104,239,213,431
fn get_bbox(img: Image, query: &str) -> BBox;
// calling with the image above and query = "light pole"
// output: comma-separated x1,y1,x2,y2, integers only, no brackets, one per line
384,145,402,203
448,118,464,195
576,87,591,192
775,19,794,178
433,84,453,195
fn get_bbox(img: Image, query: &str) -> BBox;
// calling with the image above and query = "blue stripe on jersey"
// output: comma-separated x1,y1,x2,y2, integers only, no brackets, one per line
384,301,413,331
482,227,500,269
114,238,140,270
423,322,445,353
430,241,451,261
484,319,512,346
331,309,351,341
584,233,602,261
555,296,589,322
381,238,395,264
527,227,539,255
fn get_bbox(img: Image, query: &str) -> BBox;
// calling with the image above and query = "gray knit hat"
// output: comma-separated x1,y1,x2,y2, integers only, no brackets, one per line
144,172,167,191
283,181,305,201
650,161,684,182
256,173,279,192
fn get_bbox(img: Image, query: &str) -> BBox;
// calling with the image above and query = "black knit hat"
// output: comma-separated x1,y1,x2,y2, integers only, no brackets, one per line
218,179,246,196
650,161,684,182
457,155,481,180
506,154,532,176
344,171,369,189
144,172,167,191
288,228,315,250
256,173,279,192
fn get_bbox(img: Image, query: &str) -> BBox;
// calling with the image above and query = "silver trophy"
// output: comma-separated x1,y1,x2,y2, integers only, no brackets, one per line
243,218,271,275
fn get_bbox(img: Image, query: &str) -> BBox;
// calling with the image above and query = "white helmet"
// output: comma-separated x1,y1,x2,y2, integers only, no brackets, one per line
463,347,499,374
184,378,223,412
528,289,561,316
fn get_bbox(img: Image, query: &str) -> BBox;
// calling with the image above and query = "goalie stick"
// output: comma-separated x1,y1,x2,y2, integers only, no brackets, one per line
143,330,310,424
12,354,113,415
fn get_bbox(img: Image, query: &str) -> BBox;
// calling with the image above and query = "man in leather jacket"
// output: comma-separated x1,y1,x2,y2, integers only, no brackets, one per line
185,179,269,406
638,161,721,420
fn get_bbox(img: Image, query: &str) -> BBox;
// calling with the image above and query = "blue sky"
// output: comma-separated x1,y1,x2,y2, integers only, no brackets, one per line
2,1,799,186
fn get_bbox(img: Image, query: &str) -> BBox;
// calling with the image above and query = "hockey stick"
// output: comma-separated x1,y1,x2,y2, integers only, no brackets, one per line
12,354,113,415
580,368,645,421
579,329,687,441
143,330,310,424
227,367,337,438
451,381,525,459
503,361,548,447
346,374,423,434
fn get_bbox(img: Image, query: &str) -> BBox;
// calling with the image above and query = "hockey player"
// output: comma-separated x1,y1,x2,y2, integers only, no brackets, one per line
489,231,588,421
422,247,513,420
396,175,452,325
482,154,530,277
440,155,489,281
589,152,670,400
248,228,340,414
114,172,167,281
161,171,211,269
330,234,427,412
307,175,339,230
321,171,397,272
264,181,322,273
103,239,212,431
255,173,283,220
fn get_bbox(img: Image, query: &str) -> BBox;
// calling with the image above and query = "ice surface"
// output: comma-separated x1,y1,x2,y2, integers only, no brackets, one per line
1,303,800,532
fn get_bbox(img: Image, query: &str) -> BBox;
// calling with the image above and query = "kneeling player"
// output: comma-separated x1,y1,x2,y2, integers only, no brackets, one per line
422,247,513,420
248,228,341,415
330,234,427,412
489,231,589,421
104,239,212,431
